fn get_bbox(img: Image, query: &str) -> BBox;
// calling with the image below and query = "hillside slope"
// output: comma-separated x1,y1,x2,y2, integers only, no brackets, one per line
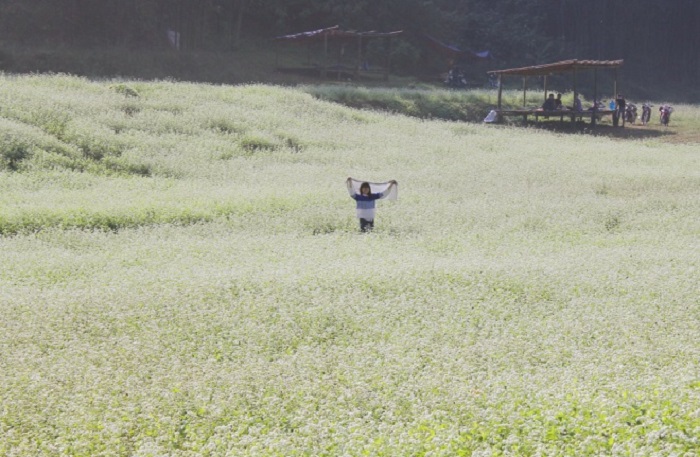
2,74,700,456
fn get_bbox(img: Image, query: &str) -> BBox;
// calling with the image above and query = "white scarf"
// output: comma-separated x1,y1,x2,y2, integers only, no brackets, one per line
346,178,398,200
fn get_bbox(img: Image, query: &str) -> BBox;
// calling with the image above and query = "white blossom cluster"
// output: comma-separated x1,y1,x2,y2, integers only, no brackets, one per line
1,74,699,456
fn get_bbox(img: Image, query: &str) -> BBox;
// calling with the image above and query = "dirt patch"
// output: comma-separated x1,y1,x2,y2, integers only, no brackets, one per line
510,119,696,143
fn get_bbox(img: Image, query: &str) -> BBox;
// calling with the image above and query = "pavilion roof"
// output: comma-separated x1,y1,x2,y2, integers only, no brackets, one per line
488,59,623,77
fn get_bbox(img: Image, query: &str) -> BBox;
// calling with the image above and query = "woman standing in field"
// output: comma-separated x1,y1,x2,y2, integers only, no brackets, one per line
346,177,398,232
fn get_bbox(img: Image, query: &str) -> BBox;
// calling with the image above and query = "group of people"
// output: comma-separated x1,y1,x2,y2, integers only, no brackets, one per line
541,92,583,112
540,92,673,127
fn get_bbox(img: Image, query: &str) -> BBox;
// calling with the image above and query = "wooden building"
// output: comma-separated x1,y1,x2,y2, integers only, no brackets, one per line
274,26,402,82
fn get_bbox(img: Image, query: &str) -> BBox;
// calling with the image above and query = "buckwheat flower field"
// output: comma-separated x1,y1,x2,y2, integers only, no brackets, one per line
1,74,699,456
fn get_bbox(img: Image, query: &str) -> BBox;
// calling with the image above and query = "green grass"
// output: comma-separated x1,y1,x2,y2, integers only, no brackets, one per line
303,85,500,122
1,73,700,456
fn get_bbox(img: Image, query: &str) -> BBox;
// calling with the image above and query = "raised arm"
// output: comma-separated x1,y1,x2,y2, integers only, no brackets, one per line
378,180,398,199
346,177,356,198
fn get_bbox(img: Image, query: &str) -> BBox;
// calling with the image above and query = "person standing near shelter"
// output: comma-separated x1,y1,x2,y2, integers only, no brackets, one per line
615,93,627,127
347,178,397,232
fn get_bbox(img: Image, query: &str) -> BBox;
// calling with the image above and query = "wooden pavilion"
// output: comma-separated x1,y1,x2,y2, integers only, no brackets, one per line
274,26,403,82
487,59,624,125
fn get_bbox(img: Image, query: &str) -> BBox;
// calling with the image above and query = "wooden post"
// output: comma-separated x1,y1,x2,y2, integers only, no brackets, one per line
543,75,548,101
522,76,527,122
572,67,577,123
355,34,362,81
337,44,342,81
384,36,392,82
592,68,598,127
321,33,328,79
497,74,503,110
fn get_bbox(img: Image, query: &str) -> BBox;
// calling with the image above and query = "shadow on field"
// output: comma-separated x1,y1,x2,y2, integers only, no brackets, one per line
512,120,677,141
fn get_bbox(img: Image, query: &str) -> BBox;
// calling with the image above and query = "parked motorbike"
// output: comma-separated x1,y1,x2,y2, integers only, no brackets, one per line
624,103,637,125
445,68,468,88
659,104,673,126
641,103,653,125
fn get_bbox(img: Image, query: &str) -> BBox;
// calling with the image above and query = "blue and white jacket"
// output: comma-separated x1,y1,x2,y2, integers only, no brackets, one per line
351,192,385,220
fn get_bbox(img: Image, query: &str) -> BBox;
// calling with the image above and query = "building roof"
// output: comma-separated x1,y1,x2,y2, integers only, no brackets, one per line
488,59,623,76
422,34,491,61
275,25,402,43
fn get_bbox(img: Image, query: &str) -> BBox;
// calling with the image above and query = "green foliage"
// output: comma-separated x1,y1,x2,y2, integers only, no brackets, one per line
0,141,29,170
0,118,77,172
109,83,140,98
207,118,246,135
239,134,279,153
304,85,501,122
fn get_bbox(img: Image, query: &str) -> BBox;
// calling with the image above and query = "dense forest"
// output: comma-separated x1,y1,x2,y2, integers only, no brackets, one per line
1,0,698,96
